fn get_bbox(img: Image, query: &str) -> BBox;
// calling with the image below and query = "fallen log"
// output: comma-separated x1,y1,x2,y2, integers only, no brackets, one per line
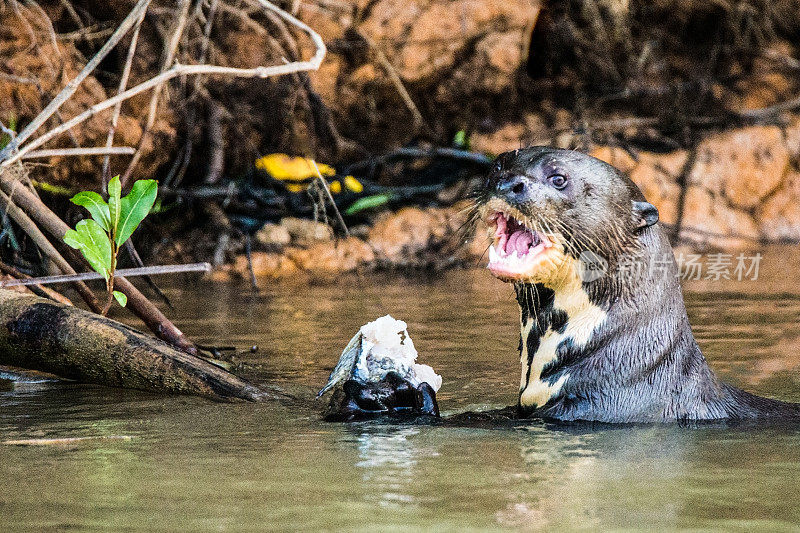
0,289,263,401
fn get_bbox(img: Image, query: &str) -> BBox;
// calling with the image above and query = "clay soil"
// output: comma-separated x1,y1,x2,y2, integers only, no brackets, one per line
2,0,800,280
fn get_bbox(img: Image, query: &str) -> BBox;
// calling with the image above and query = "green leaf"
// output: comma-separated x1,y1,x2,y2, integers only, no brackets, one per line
344,193,392,215
112,290,127,307
453,129,468,149
116,179,157,247
70,191,110,232
63,219,113,280
107,175,122,241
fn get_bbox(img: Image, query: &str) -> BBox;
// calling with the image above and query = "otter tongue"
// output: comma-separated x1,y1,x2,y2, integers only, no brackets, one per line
505,229,534,255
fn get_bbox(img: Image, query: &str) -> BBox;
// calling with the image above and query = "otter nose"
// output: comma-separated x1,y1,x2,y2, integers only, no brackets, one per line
494,175,528,202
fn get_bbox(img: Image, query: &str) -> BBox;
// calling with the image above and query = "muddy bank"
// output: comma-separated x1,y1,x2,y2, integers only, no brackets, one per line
212,203,489,282
3,0,800,273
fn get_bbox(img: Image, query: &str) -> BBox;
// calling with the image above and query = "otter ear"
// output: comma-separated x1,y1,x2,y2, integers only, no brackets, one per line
631,201,659,230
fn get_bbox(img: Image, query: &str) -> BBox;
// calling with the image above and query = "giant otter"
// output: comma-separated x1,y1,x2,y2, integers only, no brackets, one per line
328,147,800,423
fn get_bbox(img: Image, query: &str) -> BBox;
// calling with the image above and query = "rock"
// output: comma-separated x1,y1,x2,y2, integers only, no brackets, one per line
628,150,687,226
360,0,534,84
474,31,525,92
462,218,492,260
734,72,793,112
368,207,450,261
206,267,235,283
679,185,760,249
286,238,375,273
280,217,334,247
690,126,789,210
589,146,638,174
234,252,298,279
785,116,800,160
471,123,527,155
254,223,291,249
724,42,795,113
313,0,538,151
757,171,800,242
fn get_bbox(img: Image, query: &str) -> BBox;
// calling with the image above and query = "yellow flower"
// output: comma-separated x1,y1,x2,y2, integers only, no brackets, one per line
343,175,364,193
255,153,335,182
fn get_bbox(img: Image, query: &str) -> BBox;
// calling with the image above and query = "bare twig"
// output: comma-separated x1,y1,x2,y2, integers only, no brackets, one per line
0,260,74,306
23,147,135,159
0,0,153,163
102,9,146,187
0,72,38,85
57,25,115,43
119,0,192,187
0,169,196,354
57,0,85,29
0,263,210,287
0,0,327,169
311,161,349,237
0,187,102,312
362,33,430,135
244,234,259,292
737,94,800,121
204,102,225,184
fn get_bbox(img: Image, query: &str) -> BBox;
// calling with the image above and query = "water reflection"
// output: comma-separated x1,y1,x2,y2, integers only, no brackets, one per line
498,425,695,529
3,265,800,530
351,425,439,509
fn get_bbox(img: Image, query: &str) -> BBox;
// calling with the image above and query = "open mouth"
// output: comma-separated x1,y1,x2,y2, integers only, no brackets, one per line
486,210,554,280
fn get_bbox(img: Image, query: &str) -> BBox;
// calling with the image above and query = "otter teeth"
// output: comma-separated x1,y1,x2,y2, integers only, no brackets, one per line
489,243,499,263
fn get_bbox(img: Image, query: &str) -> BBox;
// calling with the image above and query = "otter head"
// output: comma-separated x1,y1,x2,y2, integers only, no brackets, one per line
477,147,658,289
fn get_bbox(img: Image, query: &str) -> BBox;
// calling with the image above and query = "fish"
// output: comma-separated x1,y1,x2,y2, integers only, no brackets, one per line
317,315,442,398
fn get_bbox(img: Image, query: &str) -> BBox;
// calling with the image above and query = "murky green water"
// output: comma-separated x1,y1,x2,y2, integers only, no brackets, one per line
3,249,800,531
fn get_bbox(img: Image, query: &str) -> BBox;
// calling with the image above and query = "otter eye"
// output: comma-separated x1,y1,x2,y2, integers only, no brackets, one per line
549,174,567,189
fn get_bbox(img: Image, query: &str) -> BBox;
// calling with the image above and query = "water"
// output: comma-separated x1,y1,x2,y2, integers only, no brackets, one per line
2,248,800,531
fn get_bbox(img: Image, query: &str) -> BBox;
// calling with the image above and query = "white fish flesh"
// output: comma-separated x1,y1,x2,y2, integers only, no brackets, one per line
317,315,442,397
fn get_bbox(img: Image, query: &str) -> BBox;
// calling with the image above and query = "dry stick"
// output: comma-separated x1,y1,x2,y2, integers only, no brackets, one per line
0,171,195,354
57,0,84,29
362,34,431,135
311,161,349,238
189,0,218,101
198,1,223,185
25,1,63,60
0,0,327,168
102,9,146,187
0,1,325,350
98,10,161,303
23,147,135,159
0,0,153,163
119,0,192,187
0,260,74,306
204,102,225,184
0,187,102,313
0,73,38,85
57,27,115,43
738,94,800,121
0,263,210,287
